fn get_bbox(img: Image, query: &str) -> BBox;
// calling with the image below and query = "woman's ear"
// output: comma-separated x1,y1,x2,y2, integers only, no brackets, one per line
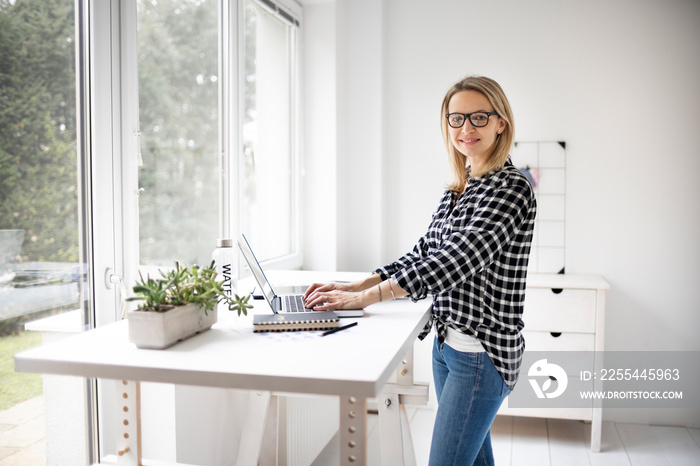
497,119,507,135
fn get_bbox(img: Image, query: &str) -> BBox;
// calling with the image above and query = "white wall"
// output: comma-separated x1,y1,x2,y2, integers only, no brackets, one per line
302,0,700,426
302,2,338,271
335,0,385,271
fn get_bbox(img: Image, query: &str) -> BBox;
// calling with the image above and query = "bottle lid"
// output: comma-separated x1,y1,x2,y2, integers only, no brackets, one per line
217,238,233,248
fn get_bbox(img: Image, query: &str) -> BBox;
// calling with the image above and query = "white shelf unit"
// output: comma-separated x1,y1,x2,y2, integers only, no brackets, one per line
498,273,609,453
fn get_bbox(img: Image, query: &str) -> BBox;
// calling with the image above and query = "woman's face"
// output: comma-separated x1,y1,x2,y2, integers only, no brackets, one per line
447,90,506,168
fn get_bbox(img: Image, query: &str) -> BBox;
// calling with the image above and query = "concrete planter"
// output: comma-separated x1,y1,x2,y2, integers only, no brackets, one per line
128,303,217,349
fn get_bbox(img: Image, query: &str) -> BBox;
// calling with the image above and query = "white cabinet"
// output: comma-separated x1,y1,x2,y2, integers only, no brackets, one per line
498,273,609,452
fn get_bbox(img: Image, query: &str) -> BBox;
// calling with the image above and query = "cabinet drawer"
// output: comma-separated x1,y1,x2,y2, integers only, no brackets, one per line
499,375,595,418
524,288,597,333
522,330,594,352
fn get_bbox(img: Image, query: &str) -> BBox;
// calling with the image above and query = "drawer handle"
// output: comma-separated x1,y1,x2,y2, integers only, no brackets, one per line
550,332,562,338
551,288,563,294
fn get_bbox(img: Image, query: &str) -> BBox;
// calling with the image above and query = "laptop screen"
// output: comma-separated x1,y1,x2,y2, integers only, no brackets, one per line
237,234,277,308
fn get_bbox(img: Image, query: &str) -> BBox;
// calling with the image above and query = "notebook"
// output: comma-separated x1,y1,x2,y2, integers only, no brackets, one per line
253,311,339,333
237,234,364,318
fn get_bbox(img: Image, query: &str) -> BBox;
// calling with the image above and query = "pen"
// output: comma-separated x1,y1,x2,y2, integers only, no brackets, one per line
321,321,358,336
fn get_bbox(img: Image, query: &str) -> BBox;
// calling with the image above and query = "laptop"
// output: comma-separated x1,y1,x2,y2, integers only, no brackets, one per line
237,234,364,318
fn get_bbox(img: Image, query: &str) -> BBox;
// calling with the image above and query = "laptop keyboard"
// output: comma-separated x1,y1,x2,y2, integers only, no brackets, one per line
283,295,308,312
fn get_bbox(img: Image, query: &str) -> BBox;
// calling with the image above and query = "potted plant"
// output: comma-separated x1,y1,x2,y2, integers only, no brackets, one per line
126,261,252,349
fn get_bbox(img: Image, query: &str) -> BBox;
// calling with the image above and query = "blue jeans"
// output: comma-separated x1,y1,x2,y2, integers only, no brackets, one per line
429,338,511,466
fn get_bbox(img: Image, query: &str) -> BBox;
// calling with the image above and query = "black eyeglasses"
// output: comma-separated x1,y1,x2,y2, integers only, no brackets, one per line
445,111,499,128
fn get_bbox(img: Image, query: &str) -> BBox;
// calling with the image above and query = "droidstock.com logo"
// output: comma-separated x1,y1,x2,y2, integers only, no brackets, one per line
528,359,568,399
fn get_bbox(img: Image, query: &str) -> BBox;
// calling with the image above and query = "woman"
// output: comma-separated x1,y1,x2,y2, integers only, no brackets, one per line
304,76,536,465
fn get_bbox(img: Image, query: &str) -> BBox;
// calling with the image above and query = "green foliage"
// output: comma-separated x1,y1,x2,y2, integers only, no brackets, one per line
0,0,78,263
0,330,43,411
136,0,220,265
127,261,252,316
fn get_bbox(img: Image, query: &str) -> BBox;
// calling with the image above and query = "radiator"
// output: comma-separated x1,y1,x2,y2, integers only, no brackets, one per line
280,395,339,465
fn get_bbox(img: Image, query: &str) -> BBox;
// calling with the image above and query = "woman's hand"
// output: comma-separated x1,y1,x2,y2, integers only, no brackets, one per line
303,282,365,311
302,274,389,311
304,288,366,311
303,281,354,298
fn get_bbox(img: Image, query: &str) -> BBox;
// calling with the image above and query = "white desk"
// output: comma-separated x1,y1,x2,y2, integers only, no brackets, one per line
15,271,432,465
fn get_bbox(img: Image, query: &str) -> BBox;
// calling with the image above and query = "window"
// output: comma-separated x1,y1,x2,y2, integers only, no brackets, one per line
136,0,221,266
0,0,301,461
0,0,81,436
241,0,300,263
134,0,301,270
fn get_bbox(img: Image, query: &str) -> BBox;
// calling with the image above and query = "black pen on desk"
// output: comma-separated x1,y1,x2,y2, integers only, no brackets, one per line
322,321,358,336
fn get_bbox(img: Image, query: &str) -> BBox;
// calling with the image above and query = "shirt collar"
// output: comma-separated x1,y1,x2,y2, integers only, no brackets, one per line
467,158,513,189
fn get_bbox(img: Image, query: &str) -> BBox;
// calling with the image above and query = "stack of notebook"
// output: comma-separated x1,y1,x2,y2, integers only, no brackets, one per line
253,311,339,333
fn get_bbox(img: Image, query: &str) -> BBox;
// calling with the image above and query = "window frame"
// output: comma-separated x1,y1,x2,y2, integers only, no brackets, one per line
84,0,306,320
235,0,303,270
122,0,304,276
76,0,129,462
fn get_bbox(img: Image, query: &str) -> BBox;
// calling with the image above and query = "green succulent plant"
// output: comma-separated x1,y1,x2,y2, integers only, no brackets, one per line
127,261,253,316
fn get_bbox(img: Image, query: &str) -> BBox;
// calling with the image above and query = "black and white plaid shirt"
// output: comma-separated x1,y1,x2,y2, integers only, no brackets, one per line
375,159,536,389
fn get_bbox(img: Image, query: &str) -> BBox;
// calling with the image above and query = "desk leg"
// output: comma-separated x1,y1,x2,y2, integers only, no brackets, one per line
116,380,142,466
376,347,422,465
236,391,275,466
339,396,367,465
377,393,417,466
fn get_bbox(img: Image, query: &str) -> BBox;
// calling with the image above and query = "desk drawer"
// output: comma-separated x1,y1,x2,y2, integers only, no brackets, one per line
524,288,596,333
522,330,594,352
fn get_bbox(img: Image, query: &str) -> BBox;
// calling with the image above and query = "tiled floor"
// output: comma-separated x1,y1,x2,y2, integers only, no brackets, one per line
318,407,700,466
2,396,699,465
0,396,45,465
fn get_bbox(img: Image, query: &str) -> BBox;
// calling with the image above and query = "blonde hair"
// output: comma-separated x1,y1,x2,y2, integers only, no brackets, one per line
441,76,515,192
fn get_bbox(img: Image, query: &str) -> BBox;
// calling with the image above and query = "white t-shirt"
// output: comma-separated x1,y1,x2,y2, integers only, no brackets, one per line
445,327,486,353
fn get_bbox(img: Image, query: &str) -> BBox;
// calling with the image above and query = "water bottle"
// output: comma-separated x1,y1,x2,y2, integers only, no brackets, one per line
212,239,237,310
